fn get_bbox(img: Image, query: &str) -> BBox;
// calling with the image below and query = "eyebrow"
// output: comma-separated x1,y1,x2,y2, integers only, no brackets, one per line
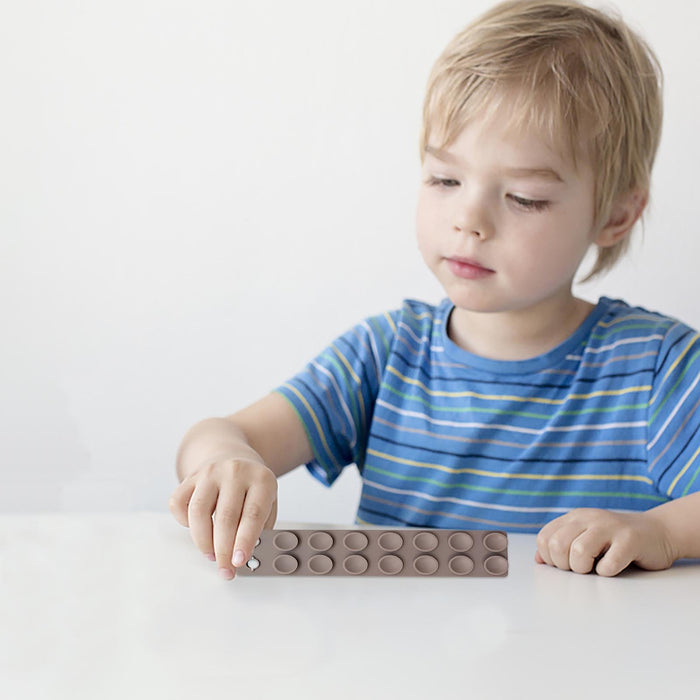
424,145,565,183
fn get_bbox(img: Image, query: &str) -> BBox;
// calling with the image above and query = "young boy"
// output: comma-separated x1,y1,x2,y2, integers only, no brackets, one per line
170,0,700,579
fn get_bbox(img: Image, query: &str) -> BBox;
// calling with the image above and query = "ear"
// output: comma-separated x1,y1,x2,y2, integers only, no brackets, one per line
595,188,648,248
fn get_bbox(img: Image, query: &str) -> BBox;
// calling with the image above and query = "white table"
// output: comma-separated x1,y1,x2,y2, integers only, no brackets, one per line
1,513,697,700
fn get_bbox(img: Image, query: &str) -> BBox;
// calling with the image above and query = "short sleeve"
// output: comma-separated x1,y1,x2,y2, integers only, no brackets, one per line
647,322,700,498
275,310,399,486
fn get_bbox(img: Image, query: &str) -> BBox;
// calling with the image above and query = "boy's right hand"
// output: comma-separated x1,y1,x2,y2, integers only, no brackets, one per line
169,456,278,580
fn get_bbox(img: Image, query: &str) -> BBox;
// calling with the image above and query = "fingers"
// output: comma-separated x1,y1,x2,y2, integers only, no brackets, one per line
568,529,611,574
535,509,638,576
231,484,277,571
169,459,279,581
168,476,195,527
187,478,219,559
264,497,278,530
213,488,246,579
594,540,636,577
537,520,586,571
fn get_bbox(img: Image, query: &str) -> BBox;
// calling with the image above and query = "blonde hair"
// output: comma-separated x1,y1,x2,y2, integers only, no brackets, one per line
420,0,663,280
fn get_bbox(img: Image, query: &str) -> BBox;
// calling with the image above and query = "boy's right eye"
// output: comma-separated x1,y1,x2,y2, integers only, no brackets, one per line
426,176,460,188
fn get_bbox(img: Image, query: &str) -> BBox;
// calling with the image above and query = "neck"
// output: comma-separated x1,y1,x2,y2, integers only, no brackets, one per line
448,294,595,361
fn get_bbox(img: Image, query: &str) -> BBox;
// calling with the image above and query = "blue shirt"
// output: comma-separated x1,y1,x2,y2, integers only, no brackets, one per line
276,297,700,533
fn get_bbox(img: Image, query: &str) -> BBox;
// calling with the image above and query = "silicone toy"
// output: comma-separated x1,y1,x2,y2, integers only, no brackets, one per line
237,528,508,577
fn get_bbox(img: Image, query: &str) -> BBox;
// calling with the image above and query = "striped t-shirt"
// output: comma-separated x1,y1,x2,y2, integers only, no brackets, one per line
275,297,700,533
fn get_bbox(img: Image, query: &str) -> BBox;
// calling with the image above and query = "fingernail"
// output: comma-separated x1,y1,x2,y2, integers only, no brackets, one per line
219,568,234,581
204,552,216,562
233,550,245,567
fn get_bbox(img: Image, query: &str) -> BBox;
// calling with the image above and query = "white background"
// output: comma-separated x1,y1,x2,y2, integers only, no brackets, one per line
2,0,698,520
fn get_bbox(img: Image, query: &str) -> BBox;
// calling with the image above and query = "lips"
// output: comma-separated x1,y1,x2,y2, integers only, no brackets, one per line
445,255,495,280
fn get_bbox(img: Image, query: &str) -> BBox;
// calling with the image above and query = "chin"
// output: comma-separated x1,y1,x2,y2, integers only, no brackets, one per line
442,283,509,313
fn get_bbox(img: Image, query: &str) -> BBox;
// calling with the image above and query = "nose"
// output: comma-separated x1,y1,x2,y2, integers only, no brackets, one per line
452,189,493,239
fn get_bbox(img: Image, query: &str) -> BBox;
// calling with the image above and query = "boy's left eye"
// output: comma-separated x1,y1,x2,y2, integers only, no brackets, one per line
508,194,550,212
426,176,460,188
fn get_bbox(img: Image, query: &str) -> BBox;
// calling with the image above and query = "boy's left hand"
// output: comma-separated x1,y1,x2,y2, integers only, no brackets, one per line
534,508,677,576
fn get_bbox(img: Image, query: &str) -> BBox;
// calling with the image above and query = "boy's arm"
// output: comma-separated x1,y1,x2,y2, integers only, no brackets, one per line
175,392,312,481
171,392,313,580
538,324,700,577
534,492,700,577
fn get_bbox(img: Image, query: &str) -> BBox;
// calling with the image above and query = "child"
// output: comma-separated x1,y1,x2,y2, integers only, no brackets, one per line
170,0,700,579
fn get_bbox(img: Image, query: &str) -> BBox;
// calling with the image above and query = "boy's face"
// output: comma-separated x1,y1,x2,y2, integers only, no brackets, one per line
416,108,600,317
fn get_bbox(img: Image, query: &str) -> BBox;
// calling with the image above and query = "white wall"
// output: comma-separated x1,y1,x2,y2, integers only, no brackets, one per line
2,0,698,519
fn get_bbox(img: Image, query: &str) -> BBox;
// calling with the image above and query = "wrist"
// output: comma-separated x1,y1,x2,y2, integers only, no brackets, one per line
176,417,265,481
642,494,700,561
642,508,682,561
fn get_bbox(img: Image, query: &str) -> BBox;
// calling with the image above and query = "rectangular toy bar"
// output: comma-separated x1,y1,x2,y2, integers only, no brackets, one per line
237,528,508,577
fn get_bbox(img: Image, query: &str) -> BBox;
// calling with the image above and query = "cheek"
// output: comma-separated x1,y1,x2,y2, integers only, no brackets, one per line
546,220,595,266
415,193,436,255
510,224,592,282
416,226,432,264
